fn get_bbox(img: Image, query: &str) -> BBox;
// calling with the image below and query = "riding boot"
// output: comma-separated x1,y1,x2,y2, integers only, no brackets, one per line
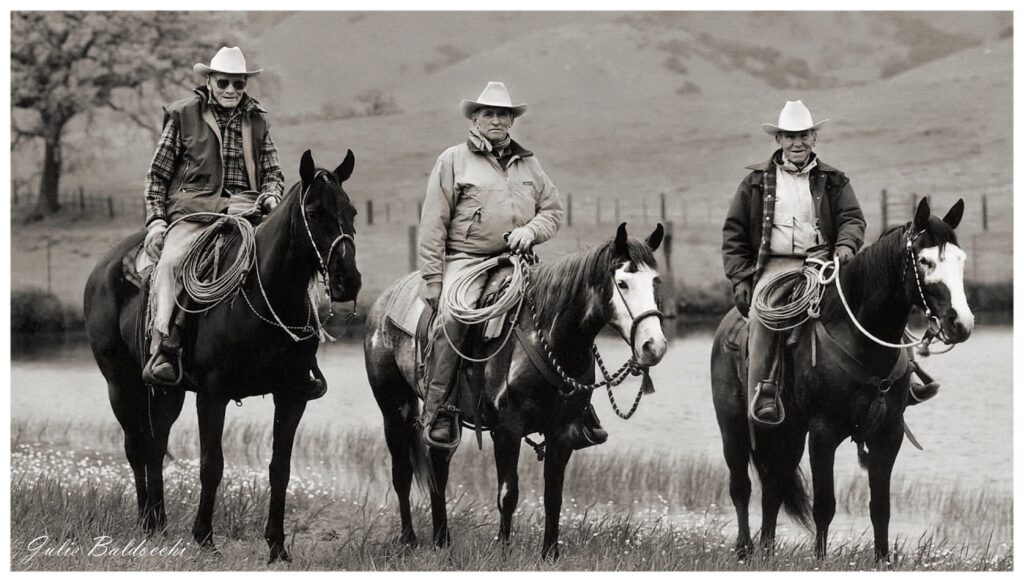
747,323,783,426
907,361,940,405
421,339,462,449
562,403,609,450
298,360,328,401
142,308,186,387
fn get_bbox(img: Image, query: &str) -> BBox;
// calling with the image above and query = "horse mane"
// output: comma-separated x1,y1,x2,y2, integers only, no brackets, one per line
528,238,657,328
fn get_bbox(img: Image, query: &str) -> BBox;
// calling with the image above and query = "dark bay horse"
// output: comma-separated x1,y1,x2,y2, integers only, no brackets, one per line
711,198,974,561
84,150,361,562
364,223,668,557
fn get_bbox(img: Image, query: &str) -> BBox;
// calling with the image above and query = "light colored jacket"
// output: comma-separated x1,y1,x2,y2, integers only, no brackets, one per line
418,140,563,284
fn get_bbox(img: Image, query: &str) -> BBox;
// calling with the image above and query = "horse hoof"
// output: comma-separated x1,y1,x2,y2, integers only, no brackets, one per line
541,545,561,561
268,547,292,564
398,532,417,548
734,542,753,561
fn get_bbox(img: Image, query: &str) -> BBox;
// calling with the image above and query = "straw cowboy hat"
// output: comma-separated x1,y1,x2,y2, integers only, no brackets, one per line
761,100,828,135
193,46,263,77
460,82,527,119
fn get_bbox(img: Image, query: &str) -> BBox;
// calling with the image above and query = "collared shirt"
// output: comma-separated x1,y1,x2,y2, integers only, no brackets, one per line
770,155,820,255
144,93,284,219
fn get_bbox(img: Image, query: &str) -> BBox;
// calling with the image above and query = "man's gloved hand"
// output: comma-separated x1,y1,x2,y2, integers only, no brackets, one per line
733,278,752,318
507,227,535,253
144,220,168,261
260,194,280,214
835,245,855,265
421,281,442,311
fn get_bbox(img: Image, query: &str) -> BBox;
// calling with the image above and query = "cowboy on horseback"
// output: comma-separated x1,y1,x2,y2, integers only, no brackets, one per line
723,100,938,426
417,81,605,449
139,47,321,399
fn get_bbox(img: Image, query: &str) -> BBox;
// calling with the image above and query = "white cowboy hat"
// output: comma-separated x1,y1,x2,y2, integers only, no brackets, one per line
761,100,828,135
193,46,262,77
460,82,527,119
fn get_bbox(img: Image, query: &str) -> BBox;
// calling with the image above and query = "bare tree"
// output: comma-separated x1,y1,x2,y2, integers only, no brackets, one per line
11,12,223,218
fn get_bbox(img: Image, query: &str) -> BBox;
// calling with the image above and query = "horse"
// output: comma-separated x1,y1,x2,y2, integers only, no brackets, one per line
83,149,361,563
710,197,974,561
364,223,668,557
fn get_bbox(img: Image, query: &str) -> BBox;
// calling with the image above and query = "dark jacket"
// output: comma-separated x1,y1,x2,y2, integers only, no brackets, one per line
162,88,268,222
722,150,865,287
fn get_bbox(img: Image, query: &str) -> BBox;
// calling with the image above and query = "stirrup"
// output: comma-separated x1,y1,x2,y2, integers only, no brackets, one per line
142,347,184,387
422,406,461,450
749,380,785,426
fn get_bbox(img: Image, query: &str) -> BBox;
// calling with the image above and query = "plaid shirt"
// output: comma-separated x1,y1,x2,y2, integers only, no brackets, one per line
144,92,284,224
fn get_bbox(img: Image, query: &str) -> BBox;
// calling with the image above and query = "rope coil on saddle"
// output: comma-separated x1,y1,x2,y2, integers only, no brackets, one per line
752,257,836,332
175,212,257,312
440,254,528,363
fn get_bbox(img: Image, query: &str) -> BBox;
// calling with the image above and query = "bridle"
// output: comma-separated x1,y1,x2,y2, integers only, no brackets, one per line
610,270,665,359
298,169,357,320
833,226,953,350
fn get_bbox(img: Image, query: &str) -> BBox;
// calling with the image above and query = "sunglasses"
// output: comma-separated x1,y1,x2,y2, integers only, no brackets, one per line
214,78,247,91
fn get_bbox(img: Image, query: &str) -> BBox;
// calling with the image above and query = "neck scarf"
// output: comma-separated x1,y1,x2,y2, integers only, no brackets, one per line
778,152,818,175
469,126,511,155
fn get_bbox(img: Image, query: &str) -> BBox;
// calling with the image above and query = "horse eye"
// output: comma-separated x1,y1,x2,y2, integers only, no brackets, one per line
617,280,628,290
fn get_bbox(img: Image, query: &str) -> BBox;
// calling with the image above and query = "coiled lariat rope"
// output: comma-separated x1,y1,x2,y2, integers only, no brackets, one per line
753,257,836,332
175,213,256,314
441,254,528,362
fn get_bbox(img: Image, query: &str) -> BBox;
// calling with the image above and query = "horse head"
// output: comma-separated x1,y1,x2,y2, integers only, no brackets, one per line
907,197,974,343
296,149,362,303
608,223,668,367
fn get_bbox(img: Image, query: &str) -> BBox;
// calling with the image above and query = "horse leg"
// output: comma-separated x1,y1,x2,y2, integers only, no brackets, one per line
145,389,186,533
381,405,418,547
192,394,227,550
758,479,783,553
108,375,184,535
429,448,452,548
540,442,573,560
866,423,903,562
492,430,522,543
722,427,753,558
265,396,308,563
808,421,840,559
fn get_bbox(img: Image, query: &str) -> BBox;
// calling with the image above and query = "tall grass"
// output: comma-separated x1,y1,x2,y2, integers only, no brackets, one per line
10,419,1013,571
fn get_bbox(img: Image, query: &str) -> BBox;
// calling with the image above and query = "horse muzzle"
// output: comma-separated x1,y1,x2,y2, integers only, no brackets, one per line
632,312,667,367
330,273,361,303
940,308,974,344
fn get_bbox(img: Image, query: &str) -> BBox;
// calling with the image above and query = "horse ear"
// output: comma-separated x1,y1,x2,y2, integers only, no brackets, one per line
647,223,664,251
913,196,931,232
300,150,315,183
334,149,355,183
615,222,628,253
942,198,965,229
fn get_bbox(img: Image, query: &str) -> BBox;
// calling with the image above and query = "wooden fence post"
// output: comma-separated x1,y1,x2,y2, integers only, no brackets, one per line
566,193,573,227
107,197,115,218
981,195,988,231
408,225,418,272
385,202,391,223
366,200,374,225
46,239,53,294
79,186,85,210
660,192,667,221
880,188,888,230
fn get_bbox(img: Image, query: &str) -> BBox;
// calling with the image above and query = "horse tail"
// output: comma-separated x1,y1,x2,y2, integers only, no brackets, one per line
751,452,813,531
407,401,438,496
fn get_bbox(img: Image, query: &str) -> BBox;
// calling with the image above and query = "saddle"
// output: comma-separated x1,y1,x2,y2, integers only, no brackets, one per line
383,264,518,431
